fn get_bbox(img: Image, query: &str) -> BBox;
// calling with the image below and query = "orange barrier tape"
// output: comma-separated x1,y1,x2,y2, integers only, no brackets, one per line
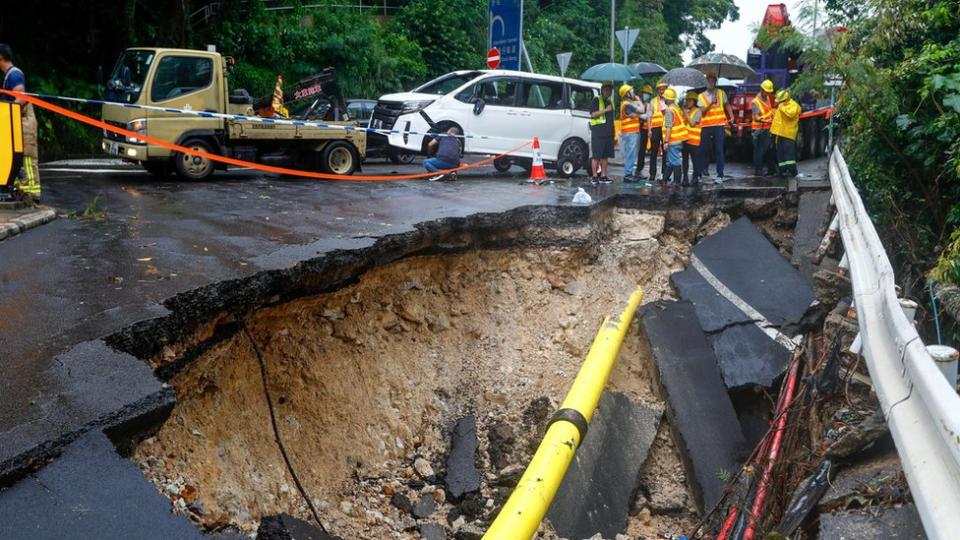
0,89,529,181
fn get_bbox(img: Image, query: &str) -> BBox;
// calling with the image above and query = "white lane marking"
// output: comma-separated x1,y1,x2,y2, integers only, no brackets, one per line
690,254,800,351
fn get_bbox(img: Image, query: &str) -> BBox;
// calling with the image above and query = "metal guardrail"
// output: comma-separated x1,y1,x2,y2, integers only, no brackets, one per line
828,148,960,539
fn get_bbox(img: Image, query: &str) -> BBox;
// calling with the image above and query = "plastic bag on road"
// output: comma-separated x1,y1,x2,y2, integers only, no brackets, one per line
572,187,592,205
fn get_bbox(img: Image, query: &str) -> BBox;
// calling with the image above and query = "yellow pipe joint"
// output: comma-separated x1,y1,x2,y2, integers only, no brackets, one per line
483,286,644,540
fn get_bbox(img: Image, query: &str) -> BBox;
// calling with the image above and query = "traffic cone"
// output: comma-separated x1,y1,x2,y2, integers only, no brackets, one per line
527,136,547,183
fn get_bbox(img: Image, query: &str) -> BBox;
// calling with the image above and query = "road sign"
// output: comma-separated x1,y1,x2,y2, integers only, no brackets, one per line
489,0,522,71
487,48,501,69
556,52,572,77
615,27,640,64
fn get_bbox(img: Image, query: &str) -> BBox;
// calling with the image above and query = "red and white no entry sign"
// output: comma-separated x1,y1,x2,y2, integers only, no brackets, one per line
486,48,501,69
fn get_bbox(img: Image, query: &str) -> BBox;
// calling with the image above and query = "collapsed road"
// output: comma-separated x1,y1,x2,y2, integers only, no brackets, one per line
0,159,908,540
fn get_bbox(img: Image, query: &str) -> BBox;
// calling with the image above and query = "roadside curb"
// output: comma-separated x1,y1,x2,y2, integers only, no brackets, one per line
0,206,57,241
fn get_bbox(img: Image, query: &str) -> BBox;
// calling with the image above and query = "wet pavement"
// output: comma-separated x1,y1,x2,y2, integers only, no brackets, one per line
0,155,826,477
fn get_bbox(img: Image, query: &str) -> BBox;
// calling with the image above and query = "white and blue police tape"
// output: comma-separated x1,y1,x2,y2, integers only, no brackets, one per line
20,92,489,140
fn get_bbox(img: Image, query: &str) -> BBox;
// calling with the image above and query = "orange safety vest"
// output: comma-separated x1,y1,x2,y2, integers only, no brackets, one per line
751,94,774,130
697,89,728,128
684,106,701,146
666,104,688,144
650,97,666,129
619,101,640,134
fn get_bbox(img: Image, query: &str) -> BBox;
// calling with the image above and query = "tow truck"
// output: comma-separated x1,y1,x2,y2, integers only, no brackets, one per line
728,4,835,161
101,47,366,180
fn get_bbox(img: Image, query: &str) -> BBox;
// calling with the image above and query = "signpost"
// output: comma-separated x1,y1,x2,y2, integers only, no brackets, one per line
556,52,572,78
487,48,501,69
615,27,640,65
489,0,523,71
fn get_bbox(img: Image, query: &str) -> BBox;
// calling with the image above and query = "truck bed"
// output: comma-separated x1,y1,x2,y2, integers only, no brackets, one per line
227,119,366,152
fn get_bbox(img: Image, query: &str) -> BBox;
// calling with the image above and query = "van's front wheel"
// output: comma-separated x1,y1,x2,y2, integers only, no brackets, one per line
174,139,215,181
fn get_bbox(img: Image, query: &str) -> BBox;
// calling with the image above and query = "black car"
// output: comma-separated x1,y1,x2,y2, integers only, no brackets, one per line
348,99,416,165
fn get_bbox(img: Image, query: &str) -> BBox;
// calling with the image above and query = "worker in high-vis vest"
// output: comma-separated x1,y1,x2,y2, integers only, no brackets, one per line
646,81,669,181
589,81,615,184
0,44,40,203
619,84,642,182
771,89,801,178
661,87,687,186
696,73,734,183
682,90,702,186
751,79,777,177
635,84,654,180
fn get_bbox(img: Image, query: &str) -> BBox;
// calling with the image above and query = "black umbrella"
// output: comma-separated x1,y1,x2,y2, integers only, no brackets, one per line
631,62,667,77
659,67,708,88
687,52,756,80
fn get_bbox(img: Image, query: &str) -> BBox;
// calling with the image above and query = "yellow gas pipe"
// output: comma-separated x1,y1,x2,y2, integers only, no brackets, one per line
483,286,644,539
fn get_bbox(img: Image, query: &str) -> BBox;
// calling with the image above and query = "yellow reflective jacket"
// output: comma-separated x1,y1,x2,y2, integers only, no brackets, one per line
771,99,801,140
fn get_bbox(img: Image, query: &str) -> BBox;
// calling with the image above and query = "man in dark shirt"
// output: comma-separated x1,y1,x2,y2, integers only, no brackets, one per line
423,126,462,181
0,44,40,202
589,82,615,184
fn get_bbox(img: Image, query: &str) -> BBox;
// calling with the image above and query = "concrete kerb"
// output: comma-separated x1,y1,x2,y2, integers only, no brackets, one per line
0,206,57,241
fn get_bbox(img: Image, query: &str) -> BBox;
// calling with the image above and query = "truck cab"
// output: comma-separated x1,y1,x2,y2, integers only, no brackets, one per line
101,47,365,180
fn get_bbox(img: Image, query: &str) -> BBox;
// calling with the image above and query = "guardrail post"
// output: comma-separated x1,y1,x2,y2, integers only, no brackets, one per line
926,345,959,389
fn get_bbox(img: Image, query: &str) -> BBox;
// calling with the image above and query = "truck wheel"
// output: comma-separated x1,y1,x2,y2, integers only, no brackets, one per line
493,157,512,172
142,161,172,178
322,142,359,175
174,139,215,181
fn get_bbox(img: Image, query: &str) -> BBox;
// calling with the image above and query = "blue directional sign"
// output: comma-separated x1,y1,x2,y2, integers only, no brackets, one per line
489,0,523,71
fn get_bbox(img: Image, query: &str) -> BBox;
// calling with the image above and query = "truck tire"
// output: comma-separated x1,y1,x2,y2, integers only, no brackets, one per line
174,138,216,181
142,161,172,178
321,141,359,175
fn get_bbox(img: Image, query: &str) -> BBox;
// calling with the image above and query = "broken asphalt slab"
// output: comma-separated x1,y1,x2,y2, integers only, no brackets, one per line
257,513,340,540
792,191,832,280
819,503,926,539
641,300,746,511
0,430,217,540
445,415,481,500
672,216,814,388
546,391,662,539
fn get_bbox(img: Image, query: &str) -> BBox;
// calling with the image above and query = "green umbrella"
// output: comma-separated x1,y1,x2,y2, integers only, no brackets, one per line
580,62,639,82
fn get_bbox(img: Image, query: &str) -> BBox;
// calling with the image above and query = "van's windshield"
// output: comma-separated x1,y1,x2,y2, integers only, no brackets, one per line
105,50,155,103
413,72,482,95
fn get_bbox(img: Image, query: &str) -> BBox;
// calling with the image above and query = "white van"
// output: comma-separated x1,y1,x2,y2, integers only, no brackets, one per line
370,70,600,177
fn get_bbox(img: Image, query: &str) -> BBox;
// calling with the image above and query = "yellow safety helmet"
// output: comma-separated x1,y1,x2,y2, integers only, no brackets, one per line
775,89,790,103
685,90,699,101
663,87,677,101
619,84,634,98
761,79,775,93
641,84,653,94
656,81,669,89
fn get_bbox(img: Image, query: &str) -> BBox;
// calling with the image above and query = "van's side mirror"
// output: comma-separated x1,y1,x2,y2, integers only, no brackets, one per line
473,99,485,115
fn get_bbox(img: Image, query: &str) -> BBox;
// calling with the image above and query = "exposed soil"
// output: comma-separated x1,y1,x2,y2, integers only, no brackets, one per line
131,204,779,539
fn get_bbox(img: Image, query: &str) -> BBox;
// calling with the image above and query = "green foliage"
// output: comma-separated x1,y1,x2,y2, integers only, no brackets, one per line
932,230,960,287
67,194,107,221
768,0,960,289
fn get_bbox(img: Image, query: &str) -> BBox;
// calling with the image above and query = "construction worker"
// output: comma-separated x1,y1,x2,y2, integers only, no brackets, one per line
635,84,654,180
697,73,734,183
618,84,642,182
0,44,40,203
424,126,462,181
682,90,702,186
661,88,687,186
589,81,615,184
646,81,669,181
771,89,801,178
751,80,777,176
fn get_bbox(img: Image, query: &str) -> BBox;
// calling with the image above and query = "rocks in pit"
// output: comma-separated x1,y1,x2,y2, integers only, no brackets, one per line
256,513,341,540
487,421,517,472
412,495,436,519
446,416,481,500
813,269,852,307
413,457,435,479
390,492,413,514
418,523,446,540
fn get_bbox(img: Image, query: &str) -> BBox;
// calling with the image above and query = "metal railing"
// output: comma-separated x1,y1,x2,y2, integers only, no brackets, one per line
828,148,960,539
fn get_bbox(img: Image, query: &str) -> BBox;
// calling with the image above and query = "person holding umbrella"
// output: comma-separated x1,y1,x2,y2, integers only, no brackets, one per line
696,73,734,183
619,84,642,182
589,81,616,184
647,81,669,181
